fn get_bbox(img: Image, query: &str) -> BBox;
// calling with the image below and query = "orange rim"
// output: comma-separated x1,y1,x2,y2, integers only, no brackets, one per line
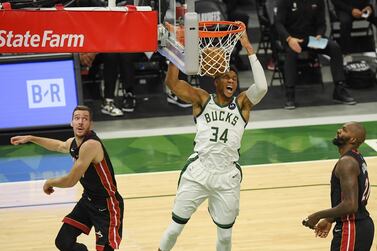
199,21,246,38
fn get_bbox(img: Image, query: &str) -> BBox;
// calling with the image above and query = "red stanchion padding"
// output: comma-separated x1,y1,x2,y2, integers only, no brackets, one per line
0,9,157,53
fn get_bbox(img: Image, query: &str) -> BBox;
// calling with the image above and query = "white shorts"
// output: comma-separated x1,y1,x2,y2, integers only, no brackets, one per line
172,154,242,228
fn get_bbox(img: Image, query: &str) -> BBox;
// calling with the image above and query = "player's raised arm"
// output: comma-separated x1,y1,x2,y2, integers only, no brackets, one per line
238,30,268,110
10,135,72,154
165,62,208,107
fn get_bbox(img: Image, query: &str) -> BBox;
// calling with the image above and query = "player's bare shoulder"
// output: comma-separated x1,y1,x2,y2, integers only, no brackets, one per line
191,87,210,117
195,86,210,103
236,91,253,110
335,155,360,177
81,138,102,151
80,139,104,163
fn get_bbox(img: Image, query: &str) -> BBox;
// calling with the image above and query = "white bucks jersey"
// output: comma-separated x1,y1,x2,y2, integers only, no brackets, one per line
194,94,247,171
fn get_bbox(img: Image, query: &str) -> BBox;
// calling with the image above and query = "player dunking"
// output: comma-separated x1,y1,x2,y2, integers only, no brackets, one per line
11,105,124,251
303,122,374,251
158,31,268,251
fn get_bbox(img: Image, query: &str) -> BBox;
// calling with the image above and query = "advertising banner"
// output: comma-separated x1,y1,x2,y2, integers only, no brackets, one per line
0,7,157,53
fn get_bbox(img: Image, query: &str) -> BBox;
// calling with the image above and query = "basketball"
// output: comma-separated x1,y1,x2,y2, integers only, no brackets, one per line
200,47,228,77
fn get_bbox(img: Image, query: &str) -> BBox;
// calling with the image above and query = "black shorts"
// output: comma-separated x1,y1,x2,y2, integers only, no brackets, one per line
331,217,374,251
63,193,124,251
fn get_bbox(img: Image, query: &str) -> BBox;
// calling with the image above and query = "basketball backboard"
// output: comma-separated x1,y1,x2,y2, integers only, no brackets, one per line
157,1,245,77
157,0,200,75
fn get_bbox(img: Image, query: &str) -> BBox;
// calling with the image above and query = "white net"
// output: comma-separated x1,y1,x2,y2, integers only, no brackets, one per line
198,22,245,77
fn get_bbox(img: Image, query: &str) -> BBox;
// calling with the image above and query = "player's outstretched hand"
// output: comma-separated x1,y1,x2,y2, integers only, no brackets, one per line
302,213,320,230
10,135,31,145
43,180,55,195
314,219,332,238
236,22,254,55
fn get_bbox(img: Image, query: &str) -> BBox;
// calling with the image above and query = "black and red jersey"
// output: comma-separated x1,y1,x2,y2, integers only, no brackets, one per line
331,149,371,223
70,130,119,200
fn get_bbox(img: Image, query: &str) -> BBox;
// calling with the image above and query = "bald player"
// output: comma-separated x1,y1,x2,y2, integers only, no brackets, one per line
303,122,374,251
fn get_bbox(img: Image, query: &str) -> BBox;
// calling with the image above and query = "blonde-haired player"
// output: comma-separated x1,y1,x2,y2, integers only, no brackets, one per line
158,28,268,251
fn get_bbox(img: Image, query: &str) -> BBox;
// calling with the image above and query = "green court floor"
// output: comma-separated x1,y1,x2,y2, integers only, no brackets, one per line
1,121,376,182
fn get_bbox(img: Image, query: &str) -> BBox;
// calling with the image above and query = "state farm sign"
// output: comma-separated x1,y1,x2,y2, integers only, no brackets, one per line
0,8,158,52
0,30,84,48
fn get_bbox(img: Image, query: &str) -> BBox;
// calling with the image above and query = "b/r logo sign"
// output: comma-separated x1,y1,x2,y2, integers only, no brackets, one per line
27,79,66,108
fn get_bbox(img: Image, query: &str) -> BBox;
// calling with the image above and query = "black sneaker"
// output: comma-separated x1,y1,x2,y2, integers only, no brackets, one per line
284,100,296,110
333,85,357,105
122,92,136,112
167,93,192,108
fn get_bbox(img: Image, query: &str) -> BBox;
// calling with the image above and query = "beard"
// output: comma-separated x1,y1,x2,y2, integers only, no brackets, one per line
332,135,348,147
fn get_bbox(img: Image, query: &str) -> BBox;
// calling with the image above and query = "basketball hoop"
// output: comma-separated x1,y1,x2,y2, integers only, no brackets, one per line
158,18,246,76
198,21,246,77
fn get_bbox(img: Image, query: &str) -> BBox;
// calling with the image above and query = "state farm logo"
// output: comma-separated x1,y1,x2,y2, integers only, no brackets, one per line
0,30,84,48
